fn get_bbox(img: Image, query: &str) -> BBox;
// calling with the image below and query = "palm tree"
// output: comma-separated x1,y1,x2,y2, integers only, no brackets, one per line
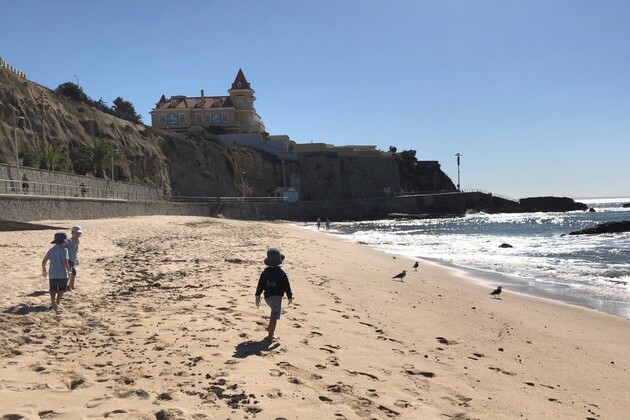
41,143,69,171
72,138,120,178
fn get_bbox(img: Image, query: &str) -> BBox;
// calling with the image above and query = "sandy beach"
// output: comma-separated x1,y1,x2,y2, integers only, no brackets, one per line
1,215,629,419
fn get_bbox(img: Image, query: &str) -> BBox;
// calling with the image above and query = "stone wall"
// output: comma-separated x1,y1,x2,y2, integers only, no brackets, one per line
1,191,515,224
0,195,212,222
0,163,163,201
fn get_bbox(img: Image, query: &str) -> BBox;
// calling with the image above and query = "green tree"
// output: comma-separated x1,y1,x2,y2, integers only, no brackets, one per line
41,143,69,171
72,138,116,178
55,82,88,102
112,97,142,123
19,147,41,168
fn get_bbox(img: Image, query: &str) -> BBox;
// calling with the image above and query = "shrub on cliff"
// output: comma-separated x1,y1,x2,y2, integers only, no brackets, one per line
55,82,89,102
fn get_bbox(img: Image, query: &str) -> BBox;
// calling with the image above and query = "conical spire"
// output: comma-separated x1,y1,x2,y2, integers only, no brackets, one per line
230,68,251,90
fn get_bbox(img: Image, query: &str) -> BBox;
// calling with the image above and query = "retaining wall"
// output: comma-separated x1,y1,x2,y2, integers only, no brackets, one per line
1,192,502,223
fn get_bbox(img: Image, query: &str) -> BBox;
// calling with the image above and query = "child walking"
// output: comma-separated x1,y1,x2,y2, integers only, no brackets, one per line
42,232,70,311
66,226,82,290
255,248,293,341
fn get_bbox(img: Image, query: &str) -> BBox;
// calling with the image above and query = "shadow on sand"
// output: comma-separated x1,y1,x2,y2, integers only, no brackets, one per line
5,303,50,315
27,290,49,297
233,339,280,358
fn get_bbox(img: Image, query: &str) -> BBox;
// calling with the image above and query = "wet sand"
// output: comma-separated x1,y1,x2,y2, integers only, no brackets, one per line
1,215,629,419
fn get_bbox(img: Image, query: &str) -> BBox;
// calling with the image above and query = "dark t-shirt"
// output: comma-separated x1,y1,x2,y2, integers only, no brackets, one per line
256,266,293,299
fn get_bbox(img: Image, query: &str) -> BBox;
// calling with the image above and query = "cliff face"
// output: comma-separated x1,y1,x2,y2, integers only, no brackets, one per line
1,66,455,200
0,66,168,186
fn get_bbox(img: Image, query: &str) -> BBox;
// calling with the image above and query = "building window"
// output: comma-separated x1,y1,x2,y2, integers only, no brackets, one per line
222,113,228,122
196,114,202,123
236,98,243,109
179,114,185,123
205,113,211,122
159,115,166,124
237,82,242,88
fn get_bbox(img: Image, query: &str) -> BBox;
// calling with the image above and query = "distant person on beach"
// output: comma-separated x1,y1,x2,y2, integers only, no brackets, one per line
42,232,70,311
80,182,87,197
21,174,29,194
66,226,83,290
316,217,321,230
325,218,330,230
255,248,293,341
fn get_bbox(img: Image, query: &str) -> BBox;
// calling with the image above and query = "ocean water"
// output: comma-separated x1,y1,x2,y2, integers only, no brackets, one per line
328,197,630,318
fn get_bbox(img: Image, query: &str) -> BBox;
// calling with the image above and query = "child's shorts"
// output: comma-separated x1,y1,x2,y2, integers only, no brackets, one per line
265,295,283,320
69,260,77,274
49,278,68,292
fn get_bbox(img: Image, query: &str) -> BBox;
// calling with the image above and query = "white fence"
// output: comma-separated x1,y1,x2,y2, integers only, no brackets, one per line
0,178,164,202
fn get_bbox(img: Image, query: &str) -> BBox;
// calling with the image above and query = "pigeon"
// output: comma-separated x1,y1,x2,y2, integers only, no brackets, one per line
490,286,502,298
413,261,419,271
392,270,407,281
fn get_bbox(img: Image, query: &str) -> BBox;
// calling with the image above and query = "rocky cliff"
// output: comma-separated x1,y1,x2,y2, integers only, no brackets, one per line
1,66,455,200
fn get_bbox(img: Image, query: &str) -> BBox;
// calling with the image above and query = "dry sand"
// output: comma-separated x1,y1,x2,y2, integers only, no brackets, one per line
1,215,629,419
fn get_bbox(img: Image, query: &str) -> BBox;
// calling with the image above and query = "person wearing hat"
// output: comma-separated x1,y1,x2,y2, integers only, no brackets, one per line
66,226,83,290
255,248,294,341
41,232,70,311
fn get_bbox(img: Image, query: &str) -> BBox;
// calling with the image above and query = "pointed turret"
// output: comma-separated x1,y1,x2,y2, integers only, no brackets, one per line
230,68,251,90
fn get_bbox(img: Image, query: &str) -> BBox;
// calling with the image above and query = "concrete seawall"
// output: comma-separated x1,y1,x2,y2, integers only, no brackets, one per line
1,191,510,223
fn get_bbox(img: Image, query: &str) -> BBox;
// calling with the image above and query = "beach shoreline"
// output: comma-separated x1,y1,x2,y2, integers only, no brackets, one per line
1,215,629,419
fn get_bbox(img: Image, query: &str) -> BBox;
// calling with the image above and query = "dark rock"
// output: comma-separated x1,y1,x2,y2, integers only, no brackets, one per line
623,203,630,208
589,208,596,212
519,196,588,212
569,221,630,235
499,243,513,248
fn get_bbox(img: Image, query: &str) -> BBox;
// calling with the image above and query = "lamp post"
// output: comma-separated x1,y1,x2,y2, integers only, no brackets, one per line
11,106,25,189
110,141,116,181
455,153,462,192
241,171,246,196
39,93,48,153
74,74,80,88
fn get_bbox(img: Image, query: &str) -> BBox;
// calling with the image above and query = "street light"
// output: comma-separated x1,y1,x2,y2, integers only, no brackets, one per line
241,171,246,196
11,106,25,189
455,153,463,192
110,141,117,181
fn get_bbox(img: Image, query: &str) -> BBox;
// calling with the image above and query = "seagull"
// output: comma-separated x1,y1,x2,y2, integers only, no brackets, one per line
490,286,503,298
413,261,419,271
392,270,407,281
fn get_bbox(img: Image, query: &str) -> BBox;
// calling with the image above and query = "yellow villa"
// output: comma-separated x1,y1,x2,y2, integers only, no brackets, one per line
150,69,265,134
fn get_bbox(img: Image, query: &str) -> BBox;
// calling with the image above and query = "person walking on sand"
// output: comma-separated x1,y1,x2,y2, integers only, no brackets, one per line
42,232,70,311
255,248,293,341
316,217,321,230
66,226,82,290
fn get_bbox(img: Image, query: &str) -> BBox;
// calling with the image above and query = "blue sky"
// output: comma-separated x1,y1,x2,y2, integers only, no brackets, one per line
2,0,629,199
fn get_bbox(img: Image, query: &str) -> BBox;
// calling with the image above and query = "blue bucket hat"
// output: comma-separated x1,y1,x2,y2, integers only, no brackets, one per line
264,248,285,267
51,232,68,244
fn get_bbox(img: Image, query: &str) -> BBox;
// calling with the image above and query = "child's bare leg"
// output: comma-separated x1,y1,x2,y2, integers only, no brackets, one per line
266,319,277,339
55,292,64,307
50,292,57,309
69,272,76,290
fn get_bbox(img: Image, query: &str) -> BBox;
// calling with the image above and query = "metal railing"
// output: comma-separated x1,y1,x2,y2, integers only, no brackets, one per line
0,178,164,202
170,195,288,203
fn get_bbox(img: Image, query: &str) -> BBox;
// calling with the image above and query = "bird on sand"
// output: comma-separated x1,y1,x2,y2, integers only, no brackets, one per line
490,286,503,298
392,270,407,281
413,261,419,271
